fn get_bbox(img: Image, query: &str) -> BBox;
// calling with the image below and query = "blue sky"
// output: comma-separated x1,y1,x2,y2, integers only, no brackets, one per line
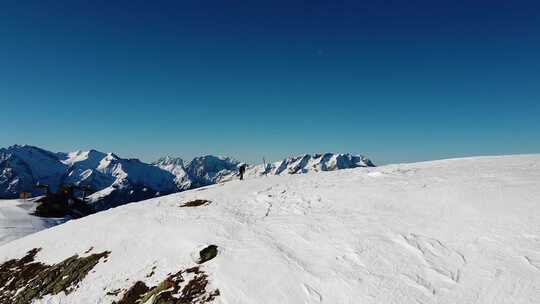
0,1,539,164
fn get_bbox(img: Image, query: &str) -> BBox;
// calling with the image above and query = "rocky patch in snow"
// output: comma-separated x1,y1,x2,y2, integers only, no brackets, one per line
180,199,212,208
0,246,219,304
197,245,218,264
0,248,109,304
114,266,219,304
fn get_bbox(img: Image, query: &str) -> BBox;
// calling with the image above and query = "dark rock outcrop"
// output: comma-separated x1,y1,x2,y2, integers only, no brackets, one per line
0,248,110,304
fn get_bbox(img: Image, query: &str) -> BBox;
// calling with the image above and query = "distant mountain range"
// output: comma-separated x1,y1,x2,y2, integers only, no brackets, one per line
0,145,374,210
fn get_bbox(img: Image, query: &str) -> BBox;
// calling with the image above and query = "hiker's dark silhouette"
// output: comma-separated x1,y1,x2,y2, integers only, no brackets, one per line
239,164,247,180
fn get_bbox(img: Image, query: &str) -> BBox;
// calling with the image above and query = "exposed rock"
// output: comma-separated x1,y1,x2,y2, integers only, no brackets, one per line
198,245,218,264
180,199,211,208
114,281,150,304
114,266,219,304
146,266,157,278
0,248,109,304
106,289,123,296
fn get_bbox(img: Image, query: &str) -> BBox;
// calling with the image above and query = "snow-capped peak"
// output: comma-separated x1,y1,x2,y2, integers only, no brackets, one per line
60,149,108,167
1,146,375,211
244,152,374,178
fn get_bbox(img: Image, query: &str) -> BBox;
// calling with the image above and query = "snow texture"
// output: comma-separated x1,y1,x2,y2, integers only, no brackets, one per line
1,154,539,303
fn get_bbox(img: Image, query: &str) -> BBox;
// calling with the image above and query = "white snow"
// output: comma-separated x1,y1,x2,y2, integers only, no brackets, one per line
0,154,539,303
0,198,67,246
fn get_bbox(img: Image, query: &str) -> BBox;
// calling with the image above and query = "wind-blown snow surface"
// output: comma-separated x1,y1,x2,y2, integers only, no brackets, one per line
1,155,539,303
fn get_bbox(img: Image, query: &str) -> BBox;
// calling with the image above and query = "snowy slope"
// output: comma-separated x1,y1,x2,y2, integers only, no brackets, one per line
1,145,373,211
1,155,539,303
0,145,68,197
0,198,67,246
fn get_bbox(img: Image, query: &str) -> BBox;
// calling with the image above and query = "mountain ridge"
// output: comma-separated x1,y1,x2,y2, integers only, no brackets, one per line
0,145,375,210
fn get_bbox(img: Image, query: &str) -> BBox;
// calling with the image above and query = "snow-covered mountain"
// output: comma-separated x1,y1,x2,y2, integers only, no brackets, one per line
153,156,191,190
156,153,376,185
243,152,375,179
152,155,241,190
0,145,67,198
0,146,180,210
1,155,538,303
183,155,240,187
0,145,374,210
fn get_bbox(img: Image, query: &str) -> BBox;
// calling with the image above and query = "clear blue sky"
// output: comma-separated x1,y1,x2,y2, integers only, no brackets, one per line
0,1,539,164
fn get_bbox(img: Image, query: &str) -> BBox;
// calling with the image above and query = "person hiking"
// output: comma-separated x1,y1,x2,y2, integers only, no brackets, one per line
238,163,247,180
